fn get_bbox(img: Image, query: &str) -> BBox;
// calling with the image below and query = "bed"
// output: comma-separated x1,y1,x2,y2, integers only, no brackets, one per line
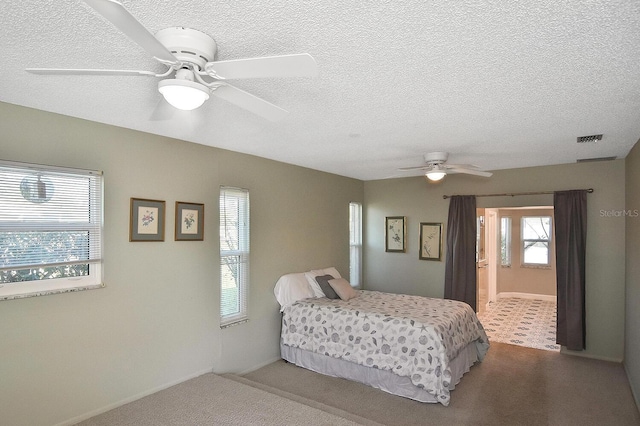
274,268,490,406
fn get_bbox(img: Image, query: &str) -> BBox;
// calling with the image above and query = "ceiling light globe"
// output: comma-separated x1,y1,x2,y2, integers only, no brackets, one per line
425,171,446,181
158,79,210,111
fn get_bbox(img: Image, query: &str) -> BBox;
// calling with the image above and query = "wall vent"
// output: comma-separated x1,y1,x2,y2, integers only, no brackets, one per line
576,134,603,143
577,156,616,163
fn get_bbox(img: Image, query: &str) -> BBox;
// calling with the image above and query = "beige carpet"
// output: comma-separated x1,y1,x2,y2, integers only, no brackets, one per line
75,373,363,426
241,342,640,426
76,343,640,426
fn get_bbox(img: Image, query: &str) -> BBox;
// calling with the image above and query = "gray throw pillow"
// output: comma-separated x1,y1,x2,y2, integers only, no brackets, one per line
314,274,339,299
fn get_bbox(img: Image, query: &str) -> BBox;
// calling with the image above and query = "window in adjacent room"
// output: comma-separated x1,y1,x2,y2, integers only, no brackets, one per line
349,202,362,287
0,160,103,299
521,216,552,266
219,186,250,327
500,216,512,267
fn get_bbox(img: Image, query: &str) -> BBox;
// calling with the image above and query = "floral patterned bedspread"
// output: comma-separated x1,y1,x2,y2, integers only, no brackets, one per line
281,290,490,406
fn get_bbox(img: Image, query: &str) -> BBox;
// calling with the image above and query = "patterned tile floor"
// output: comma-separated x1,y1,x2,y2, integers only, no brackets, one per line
476,297,560,352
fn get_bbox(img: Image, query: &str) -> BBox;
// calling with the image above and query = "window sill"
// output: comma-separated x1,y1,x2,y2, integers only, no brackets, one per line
520,264,552,270
0,282,104,301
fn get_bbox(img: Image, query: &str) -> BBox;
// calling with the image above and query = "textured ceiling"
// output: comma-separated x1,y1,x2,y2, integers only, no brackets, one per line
2,1,639,180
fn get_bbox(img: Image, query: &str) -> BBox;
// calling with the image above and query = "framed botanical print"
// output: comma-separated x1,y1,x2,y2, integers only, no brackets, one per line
385,216,406,252
175,202,204,241
130,198,165,242
419,222,442,260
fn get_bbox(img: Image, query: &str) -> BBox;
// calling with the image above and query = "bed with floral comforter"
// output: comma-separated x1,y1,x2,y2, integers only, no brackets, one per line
281,290,489,406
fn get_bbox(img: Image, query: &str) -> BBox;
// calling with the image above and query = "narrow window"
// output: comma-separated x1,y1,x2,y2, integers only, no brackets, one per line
500,216,512,267
521,216,552,266
0,160,103,299
219,186,249,327
349,202,362,287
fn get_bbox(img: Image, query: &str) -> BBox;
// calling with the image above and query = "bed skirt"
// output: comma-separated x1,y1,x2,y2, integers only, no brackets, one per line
280,341,480,403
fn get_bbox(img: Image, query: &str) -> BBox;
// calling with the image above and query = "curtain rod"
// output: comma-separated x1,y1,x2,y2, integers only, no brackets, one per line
442,188,594,199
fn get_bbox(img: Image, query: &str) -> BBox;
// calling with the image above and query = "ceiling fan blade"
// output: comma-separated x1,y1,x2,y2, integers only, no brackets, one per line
211,83,288,121
398,165,430,171
205,53,318,79
83,0,178,64
447,167,493,177
445,163,480,169
26,68,157,76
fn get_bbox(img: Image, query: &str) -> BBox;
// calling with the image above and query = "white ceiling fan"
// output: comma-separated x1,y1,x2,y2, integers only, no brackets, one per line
399,152,493,181
25,0,318,121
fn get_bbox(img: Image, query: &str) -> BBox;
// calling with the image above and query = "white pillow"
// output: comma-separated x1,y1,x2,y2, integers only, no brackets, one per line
329,278,358,301
274,273,315,312
304,267,342,298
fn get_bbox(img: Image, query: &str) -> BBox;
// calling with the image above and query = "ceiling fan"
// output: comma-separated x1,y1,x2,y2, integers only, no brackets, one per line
25,0,318,121
399,152,493,181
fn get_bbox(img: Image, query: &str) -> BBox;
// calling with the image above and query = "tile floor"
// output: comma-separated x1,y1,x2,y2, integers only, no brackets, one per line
476,297,560,352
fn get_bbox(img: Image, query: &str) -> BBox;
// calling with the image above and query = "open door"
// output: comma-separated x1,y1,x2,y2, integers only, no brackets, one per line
476,209,488,314
476,208,499,314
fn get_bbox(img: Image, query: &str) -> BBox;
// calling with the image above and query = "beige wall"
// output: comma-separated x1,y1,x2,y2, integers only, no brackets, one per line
364,159,626,362
497,208,556,297
0,102,363,426
625,140,640,408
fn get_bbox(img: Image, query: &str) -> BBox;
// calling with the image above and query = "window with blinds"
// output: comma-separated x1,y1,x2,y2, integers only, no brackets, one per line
219,186,249,327
0,160,103,299
349,202,362,288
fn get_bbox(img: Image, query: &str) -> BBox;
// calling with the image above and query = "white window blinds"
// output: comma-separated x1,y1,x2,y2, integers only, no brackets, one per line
219,186,250,327
349,202,362,287
0,160,103,298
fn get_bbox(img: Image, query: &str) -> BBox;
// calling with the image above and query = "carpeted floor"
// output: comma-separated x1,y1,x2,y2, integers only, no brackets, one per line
241,342,640,426
477,297,560,351
75,373,363,426
75,342,640,426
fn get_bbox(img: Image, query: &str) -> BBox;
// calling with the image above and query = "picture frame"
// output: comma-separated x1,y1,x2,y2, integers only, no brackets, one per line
385,216,406,252
130,198,165,242
175,201,204,241
419,222,443,261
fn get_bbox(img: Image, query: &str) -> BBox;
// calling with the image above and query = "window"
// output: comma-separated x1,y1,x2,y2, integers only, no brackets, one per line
500,216,512,267
349,202,362,287
0,160,103,299
219,186,249,327
521,216,552,266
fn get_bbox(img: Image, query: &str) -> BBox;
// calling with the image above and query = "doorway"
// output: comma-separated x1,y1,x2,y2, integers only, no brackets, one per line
476,206,559,352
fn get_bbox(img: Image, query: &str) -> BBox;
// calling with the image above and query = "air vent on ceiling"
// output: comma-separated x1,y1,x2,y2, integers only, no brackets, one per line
577,156,616,163
576,134,603,143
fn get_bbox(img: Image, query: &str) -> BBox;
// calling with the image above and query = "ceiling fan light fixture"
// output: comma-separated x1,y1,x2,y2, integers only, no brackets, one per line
425,171,446,181
158,78,210,111
425,165,446,181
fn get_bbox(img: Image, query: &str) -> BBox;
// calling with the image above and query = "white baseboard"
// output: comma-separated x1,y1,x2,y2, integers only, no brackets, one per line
55,367,214,426
496,292,556,302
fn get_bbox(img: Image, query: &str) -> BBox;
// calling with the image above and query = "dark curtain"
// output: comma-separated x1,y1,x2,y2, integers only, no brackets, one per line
444,195,477,311
554,190,587,351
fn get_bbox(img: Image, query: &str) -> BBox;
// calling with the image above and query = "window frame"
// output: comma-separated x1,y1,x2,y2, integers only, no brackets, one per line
0,160,103,300
349,202,362,288
219,186,250,328
520,215,552,267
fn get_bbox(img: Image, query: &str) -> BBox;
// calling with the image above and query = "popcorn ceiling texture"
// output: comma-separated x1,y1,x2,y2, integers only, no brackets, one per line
2,0,639,180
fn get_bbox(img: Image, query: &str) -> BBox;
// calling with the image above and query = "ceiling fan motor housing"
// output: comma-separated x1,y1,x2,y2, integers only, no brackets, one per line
155,27,217,69
424,151,448,165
